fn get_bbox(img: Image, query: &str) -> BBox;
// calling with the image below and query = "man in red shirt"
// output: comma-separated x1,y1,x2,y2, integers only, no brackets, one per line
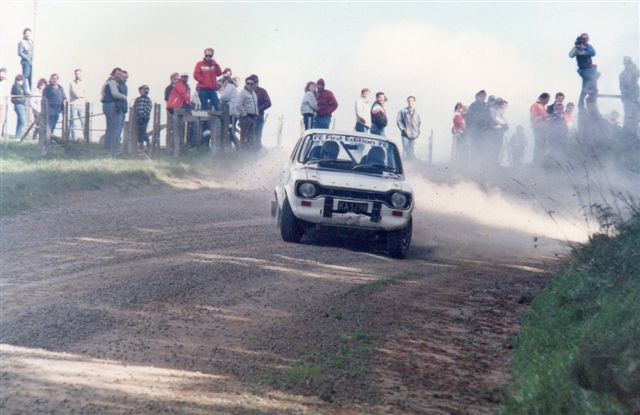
193,47,222,111
313,78,338,129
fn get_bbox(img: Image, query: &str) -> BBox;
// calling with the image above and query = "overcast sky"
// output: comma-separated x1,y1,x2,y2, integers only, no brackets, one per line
1,1,638,160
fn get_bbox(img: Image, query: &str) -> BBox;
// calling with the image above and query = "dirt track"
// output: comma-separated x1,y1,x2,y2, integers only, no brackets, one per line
0,155,569,414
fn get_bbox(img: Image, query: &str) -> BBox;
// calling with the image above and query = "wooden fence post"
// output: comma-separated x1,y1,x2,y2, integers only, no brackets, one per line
84,102,91,156
173,110,182,157
39,97,50,155
152,103,160,156
427,129,434,165
222,103,230,150
128,105,137,154
277,115,284,147
62,100,69,141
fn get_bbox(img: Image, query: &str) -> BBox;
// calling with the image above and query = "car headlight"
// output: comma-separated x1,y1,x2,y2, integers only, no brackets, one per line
298,182,318,198
391,192,407,208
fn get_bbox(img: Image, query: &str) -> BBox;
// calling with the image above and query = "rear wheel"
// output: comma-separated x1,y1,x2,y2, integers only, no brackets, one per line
386,219,412,258
280,197,305,243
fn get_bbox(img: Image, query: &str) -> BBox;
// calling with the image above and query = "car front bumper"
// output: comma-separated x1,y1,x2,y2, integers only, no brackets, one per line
290,195,411,231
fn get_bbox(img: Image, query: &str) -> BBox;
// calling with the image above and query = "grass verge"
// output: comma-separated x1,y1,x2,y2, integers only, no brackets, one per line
0,142,196,217
499,212,640,414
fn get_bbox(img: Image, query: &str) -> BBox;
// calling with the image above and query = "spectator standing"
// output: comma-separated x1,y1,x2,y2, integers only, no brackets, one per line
166,74,192,112
11,74,27,139
165,72,179,103
370,92,388,136
300,81,317,130
236,76,259,150
252,75,271,149
564,102,575,129
451,102,467,163
530,92,550,164
313,78,338,129
69,69,86,140
548,103,569,161
18,28,33,93
134,85,152,150
101,68,127,151
43,73,66,135
29,78,47,139
193,47,222,111
355,88,371,132
465,90,492,158
1,67,7,137
569,33,598,111
113,70,129,153
219,76,239,148
547,92,565,114
489,98,508,165
509,125,528,167
396,95,421,160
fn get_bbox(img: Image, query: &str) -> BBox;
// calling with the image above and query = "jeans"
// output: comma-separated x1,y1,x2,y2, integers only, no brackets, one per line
255,114,265,148
137,118,150,148
48,111,61,135
70,104,85,140
239,115,257,151
21,60,32,93
113,110,125,153
370,124,385,136
402,136,415,160
313,115,331,129
14,104,26,139
577,67,598,110
102,102,124,152
198,88,220,111
355,122,369,133
303,114,314,130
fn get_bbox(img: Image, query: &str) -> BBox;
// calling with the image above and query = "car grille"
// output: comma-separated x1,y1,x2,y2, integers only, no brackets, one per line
317,185,412,208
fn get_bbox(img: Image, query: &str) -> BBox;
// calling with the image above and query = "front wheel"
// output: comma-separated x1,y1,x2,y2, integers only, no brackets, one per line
386,219,412,259
280,197,305,243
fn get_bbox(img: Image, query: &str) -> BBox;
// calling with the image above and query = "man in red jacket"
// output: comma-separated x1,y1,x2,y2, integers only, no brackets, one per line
313,78,338,129
193,47,222,111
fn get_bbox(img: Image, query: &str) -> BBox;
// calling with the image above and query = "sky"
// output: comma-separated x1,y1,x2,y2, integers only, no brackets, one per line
1,1,639,161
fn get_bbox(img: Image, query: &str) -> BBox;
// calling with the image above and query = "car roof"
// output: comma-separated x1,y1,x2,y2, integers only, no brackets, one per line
301,129,394,145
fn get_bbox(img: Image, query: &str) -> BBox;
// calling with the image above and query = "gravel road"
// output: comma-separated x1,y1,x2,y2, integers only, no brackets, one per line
0,154,569,414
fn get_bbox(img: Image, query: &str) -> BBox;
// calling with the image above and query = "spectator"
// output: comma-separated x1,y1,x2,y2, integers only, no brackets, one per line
193,47,222,111
569,33,598,111
236,76,259,150
165,72,179,103
564,102,575,129
43,73,67,135
465,90,492,157
396,95,421,160
101,67,127,151
29,78,47,139
451,102,467,163
547,92,565,114
313,78,338,129
134,85,152,150
489,97,508,165
548,102,569,161
251,74,271,149
18,28,33,93
69,69,86,140
300,81,317,131
113,70,129,152
370,92,388,136
530,92,550,164
11,74,27,140
355,88,371,133
167,73,192,113
1,67,6,137
509,125,528,167
219,67,232,84
219,76,239,148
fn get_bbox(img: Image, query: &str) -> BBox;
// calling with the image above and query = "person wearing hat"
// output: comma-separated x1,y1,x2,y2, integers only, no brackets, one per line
134,85,153,150
313,78,338,129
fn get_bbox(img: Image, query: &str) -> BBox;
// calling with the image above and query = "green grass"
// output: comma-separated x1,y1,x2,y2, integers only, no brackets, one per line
0,142,195,217
499,213,640,414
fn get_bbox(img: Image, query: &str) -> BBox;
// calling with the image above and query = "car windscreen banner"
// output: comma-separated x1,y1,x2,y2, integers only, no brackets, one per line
310,134,389,149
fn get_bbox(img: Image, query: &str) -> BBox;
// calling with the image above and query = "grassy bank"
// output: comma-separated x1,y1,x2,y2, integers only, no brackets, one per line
500,212,640,414
0,142,193,217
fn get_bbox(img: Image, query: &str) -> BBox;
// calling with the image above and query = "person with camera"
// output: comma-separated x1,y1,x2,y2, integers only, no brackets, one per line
569,33,597,111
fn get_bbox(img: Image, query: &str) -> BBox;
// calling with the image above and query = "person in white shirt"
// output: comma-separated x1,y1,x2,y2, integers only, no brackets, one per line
69,69,86,140
355,88,371,133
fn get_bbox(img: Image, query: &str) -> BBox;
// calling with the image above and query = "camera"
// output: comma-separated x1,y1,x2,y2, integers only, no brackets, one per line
575,36,582,46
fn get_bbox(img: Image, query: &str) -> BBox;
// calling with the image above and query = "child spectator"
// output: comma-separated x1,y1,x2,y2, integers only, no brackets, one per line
134,85,152,150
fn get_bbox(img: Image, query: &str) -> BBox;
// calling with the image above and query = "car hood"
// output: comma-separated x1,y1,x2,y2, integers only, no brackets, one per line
304,167,408,193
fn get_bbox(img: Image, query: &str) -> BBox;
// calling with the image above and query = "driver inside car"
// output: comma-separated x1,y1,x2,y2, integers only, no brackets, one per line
362,146,386,165
321,141,340,160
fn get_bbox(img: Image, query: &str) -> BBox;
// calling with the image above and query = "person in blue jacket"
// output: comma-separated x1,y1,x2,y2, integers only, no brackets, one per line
569,33,598,111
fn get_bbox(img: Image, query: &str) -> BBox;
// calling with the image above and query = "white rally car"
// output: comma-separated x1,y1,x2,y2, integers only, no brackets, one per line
272,130,414,258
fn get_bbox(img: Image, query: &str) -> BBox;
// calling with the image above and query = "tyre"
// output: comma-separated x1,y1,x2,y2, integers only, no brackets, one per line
280,197,305,243
386,219,412,259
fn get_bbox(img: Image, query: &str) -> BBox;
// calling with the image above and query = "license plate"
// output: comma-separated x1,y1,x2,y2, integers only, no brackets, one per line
336,201,369,214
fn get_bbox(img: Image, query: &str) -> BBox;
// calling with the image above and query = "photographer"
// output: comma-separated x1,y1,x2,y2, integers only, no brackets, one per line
569,33,597,111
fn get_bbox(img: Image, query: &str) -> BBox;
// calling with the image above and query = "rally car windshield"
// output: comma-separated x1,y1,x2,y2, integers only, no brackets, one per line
298,133,403,175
